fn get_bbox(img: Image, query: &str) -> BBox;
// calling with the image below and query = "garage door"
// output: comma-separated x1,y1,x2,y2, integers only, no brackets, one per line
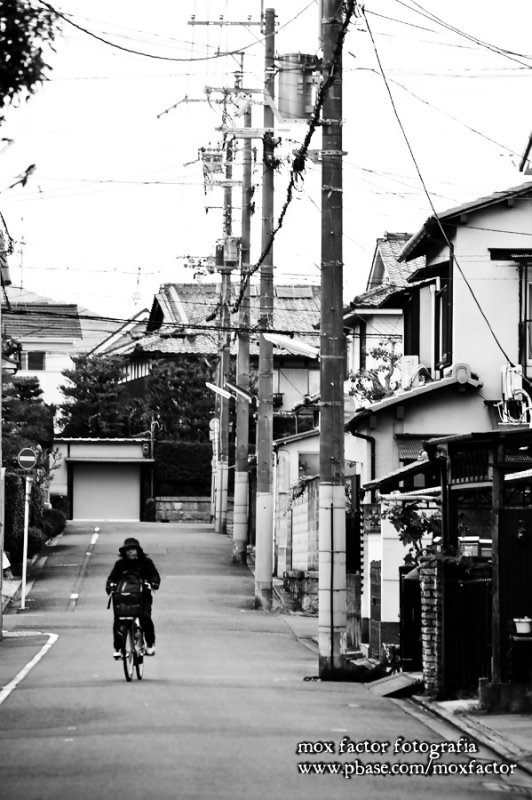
73,463,141,521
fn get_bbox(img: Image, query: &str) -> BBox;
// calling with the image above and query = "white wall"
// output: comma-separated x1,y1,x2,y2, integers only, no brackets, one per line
450,202,532,398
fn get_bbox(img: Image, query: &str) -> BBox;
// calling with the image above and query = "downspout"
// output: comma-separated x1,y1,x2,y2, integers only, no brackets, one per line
348,430,376,502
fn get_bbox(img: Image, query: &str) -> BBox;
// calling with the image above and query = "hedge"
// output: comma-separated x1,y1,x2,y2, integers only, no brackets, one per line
154,441,212,497
4,473,25,563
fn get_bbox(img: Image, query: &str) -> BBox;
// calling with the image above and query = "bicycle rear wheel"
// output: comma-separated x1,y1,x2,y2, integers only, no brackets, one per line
122,621,134,682
134,624,144,680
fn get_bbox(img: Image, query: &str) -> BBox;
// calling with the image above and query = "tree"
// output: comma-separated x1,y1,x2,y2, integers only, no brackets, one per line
349,340,401,405
59,354,138,437
2,375,54,466
146,358,216,442
0,1,60,123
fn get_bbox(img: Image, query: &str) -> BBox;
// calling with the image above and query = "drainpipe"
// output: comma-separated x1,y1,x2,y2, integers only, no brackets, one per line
348,430,376,501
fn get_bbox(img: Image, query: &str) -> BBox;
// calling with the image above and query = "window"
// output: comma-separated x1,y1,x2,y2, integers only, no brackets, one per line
23,351,46,371
434,266,452,371
403,291,420,356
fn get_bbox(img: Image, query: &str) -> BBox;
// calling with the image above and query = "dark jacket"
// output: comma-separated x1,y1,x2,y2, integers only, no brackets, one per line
106,554,161,596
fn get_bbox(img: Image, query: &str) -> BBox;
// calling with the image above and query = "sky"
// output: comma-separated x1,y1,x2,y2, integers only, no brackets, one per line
1,0,532,326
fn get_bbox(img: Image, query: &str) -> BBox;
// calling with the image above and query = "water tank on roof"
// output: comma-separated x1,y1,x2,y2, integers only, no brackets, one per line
277,53,318,121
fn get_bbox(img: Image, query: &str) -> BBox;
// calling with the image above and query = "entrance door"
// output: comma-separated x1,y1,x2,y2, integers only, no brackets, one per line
72,463,140,521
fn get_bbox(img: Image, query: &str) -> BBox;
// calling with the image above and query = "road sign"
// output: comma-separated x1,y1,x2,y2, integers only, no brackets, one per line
17,448,37,471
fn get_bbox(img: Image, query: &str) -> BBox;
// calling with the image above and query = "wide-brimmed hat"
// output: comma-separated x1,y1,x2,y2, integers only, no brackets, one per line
119,537,143,555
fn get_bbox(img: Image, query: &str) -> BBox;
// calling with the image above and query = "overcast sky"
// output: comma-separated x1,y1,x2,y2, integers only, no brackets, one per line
0,0,531,322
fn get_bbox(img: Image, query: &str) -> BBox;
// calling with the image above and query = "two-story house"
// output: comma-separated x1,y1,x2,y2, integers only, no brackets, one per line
3,287,119,407
346,180,532,667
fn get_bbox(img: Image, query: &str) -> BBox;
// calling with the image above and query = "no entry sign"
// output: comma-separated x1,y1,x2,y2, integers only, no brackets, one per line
18,448,37,471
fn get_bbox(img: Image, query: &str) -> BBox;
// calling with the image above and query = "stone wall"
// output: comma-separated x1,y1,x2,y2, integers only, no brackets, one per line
156,496,211,523
419,551,443,697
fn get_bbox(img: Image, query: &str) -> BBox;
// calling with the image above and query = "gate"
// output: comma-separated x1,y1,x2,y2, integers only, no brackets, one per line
443,564,492,694
399,566,422,671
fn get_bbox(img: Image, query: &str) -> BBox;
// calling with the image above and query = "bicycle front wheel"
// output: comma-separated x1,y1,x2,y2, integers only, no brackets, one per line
134,625,144,680
122,622,135,682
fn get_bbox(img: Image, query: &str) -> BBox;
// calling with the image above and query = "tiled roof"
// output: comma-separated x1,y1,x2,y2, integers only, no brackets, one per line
2,303,82,339
375,234,420,286
349,284,404,309
108,282,321,358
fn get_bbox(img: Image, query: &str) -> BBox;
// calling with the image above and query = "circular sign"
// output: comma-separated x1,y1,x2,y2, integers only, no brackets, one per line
18,448,37,471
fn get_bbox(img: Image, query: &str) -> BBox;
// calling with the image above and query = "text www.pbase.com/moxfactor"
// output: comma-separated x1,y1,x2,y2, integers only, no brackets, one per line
297,759,517,779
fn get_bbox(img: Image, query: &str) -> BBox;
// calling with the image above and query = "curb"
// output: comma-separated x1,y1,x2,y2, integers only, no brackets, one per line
1,530,66,613
406,695,532,778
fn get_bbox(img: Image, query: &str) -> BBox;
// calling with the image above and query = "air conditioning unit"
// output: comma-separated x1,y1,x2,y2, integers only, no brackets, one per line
501,364,522,400
401,355,419,390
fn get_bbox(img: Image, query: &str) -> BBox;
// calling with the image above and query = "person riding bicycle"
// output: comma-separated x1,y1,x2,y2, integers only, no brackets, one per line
106,537,161,659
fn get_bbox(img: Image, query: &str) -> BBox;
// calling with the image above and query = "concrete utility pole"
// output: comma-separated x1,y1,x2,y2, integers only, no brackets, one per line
318,0,348,677
255,7,276,610
233,70,252,564
215,100,235,537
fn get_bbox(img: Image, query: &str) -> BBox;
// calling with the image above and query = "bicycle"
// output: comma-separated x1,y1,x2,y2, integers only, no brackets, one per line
109,579,152,682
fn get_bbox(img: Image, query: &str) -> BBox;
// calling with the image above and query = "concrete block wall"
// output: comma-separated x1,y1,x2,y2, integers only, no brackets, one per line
156,496,211,523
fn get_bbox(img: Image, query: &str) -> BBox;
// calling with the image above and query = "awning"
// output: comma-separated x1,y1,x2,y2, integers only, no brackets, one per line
363,457,435,491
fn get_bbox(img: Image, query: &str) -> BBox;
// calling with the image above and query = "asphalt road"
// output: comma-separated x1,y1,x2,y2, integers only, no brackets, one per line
0,522,530,800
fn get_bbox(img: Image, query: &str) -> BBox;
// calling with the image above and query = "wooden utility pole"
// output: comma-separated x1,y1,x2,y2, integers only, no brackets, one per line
233,71,252,564
318,0,348,677
255,7,276,610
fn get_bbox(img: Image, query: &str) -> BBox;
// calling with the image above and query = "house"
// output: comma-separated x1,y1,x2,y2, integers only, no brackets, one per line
344,232,424,407
346,180,532,688
92,281,322,422
2,287,120,406
270,234,422,622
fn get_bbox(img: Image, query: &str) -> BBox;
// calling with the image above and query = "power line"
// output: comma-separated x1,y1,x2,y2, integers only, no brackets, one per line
363,8,514,367
393,0,532,69
38,1,316,64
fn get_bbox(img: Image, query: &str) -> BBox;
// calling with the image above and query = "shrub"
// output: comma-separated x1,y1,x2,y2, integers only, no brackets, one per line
43,508,67,537
27,526,47,558
144,498,156,522
4,473,25,563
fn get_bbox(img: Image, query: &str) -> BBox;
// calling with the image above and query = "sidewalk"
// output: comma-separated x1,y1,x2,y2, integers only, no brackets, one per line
276,596,532,776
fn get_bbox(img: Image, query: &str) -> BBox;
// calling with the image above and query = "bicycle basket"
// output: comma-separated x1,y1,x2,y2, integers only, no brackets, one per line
113,573,144,617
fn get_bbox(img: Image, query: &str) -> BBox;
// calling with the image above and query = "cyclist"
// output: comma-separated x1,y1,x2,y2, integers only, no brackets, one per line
106,537,161,659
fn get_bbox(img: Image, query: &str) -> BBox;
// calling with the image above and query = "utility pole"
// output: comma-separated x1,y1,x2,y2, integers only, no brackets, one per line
215,97,235,537
255,7,276,610
318,0,348,677
233,61,252,564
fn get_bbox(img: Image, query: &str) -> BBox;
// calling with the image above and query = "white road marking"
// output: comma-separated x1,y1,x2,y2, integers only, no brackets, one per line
0,632,58,707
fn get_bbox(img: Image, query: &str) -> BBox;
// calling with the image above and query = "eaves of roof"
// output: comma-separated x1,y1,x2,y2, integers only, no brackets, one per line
346,371,483,428
273,428,320,449
399,181,532,263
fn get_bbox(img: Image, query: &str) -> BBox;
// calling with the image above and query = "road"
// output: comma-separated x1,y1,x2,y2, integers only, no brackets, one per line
0,522,529,799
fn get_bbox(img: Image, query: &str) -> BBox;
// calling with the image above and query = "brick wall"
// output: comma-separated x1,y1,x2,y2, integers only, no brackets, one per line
419,550,443,697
